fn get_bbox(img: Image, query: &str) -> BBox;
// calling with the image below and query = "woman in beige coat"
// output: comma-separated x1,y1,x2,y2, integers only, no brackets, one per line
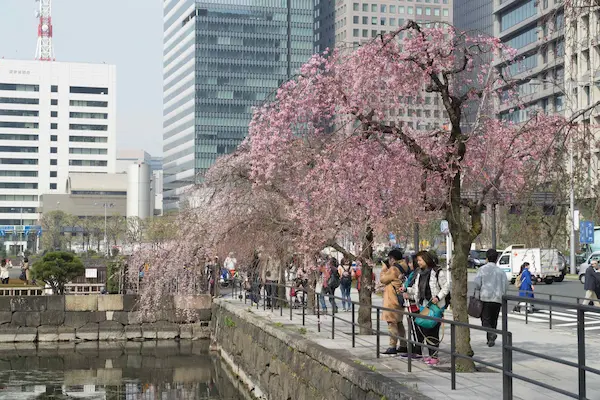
380,259,407,355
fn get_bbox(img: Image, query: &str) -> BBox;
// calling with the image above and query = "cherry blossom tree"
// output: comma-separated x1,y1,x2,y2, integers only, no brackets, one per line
247,21,577,370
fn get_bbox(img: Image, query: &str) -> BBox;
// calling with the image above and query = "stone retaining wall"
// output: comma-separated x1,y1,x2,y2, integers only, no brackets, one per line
0,294,212,342
212,299,428,400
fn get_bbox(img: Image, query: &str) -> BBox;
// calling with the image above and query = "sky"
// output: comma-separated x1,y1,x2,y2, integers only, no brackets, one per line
0,0,164,156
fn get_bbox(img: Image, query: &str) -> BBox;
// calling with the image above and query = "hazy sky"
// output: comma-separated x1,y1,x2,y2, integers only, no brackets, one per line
0,0,164,156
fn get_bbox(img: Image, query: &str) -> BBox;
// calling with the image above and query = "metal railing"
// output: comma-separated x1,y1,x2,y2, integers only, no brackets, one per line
502,294,600,399
505,288,600,329
229,281,599,400
231,281,511,399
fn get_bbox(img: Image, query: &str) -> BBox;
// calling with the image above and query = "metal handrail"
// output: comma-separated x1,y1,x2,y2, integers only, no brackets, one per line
229,280,599,400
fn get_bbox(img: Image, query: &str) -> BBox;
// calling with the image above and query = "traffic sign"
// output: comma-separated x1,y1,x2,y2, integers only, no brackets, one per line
440,220,449,234
580,221,594,244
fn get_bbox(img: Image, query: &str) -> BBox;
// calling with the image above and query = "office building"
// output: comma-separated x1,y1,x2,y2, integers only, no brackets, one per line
162,0,314,210
314,0,453,53
494,0,565,122
0,59,116,253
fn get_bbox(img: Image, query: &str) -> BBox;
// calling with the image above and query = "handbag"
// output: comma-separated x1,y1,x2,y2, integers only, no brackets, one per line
19,270,26,281
467,291,483,318
415,302,445,329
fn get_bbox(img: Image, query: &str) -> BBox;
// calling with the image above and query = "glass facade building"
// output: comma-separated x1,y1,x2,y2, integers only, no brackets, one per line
163,0,314,209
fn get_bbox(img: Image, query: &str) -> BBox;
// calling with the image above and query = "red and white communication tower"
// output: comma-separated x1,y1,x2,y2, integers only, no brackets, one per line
34,0,55,61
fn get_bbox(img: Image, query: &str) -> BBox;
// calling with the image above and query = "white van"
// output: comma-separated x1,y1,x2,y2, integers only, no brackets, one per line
498,245,564,284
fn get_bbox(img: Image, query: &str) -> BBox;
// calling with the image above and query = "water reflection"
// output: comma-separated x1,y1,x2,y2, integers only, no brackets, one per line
0,340,244,400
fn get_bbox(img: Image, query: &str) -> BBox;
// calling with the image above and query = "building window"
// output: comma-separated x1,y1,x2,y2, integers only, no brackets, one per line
69,160,108,167
353,29,359,37
381,17,386,25
50,147,57,153
50,159,57,165
0,122,38,129
372,16,377,24
69,100,108,107
434,8,440,15
69,124,108,131
51,123,58,129
50,171,57,177
0,97,38,105
51,85,58,93
69,86,108,95
0,84,39,92
353,16,359,23
50,183,57,190
51,111,58,118
51,99,58,106
372,29,378,37
362,29,368,37
408,6,414,14
390,18,396,26
371,4,377,12
442,8,449,16
390,5,396,13
362,3,368,11
381,4,386,12
425,7,431,15
50,135,57,141
363,16,368,24
353,2,359,10
417,7,422,14
399,6,404,13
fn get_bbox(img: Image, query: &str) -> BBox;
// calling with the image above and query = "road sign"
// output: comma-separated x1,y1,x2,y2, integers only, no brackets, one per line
580,221,594,244
440,220,449,235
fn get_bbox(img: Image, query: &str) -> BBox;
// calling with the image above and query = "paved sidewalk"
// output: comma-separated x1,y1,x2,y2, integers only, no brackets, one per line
223,291,600,400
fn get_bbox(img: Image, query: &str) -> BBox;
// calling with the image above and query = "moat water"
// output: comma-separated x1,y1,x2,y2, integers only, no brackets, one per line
0,340,245,399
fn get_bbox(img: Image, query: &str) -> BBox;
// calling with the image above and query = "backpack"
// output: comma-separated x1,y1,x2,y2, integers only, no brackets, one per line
328,269,340,290
514,274,522,289
340,266,352,286
434,268,451,306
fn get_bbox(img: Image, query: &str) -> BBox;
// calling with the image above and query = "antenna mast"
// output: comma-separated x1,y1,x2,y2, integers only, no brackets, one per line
34,0,54,61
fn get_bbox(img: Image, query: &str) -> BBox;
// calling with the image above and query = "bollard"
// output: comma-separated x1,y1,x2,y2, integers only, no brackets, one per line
376,308,380,359
450,324,456,390
351,302,355,348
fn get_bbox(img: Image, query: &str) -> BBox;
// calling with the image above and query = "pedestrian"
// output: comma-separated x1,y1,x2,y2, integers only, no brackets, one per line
400,254,420,358
22,257,30,285
404,250,450,366
327,258,340,313
338,258,353,311
315,262,328,313
0,259,8,285
381,249,408,355
583,260,600,306
514,262,535,313
473,249,508,347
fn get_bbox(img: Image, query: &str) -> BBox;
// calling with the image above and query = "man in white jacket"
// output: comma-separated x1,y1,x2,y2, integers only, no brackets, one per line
473,249,508,347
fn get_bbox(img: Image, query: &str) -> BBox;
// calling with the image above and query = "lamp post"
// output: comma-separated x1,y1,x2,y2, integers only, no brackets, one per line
10,207,23,255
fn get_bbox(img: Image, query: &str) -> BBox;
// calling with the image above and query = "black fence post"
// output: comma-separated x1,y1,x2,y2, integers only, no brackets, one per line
451,324,456,390
332,308,335,340
577,308,586,399
549,294,552,330
351,302,355,348
317,293,321,333
289,288,293,321
407,318,412,373
302,297,305,326
502,297,512,400
525,297,529,324
280,286,283,317
376,308,380,359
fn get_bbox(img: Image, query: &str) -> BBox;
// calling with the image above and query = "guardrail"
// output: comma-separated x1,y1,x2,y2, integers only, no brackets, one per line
505,288,599,329
229,281,599,400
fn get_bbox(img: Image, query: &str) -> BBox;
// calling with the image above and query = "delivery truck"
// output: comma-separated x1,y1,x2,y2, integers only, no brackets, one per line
497,245,564,284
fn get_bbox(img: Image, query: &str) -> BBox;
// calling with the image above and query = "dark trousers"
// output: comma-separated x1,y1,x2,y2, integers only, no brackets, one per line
481,302,502,341
415,322,441,357
265,280,277,308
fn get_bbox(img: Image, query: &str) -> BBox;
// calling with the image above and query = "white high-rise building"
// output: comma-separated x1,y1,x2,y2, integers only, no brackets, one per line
0,59,116,253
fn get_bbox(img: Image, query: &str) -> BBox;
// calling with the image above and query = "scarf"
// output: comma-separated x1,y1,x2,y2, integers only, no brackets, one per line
418,268,432,303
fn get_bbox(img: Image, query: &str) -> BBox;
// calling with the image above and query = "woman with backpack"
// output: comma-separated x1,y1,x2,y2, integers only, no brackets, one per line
326,258,340,313
338,259,353,311
404,251,450,366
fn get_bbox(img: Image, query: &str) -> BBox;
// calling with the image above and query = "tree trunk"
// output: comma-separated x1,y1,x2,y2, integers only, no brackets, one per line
450,229,476,371
358,225,374,335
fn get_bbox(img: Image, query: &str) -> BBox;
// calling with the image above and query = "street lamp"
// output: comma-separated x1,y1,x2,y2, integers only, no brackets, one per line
95,202,114,256
10,207,23,255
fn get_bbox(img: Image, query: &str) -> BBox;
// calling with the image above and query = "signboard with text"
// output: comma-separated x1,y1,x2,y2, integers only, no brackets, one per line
580,221,594,244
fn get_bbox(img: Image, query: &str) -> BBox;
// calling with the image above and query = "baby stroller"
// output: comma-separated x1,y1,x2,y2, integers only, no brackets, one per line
291,278,307,308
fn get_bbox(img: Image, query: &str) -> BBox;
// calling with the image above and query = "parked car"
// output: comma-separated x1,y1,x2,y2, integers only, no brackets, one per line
578,251,600,284
468,249,487,269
